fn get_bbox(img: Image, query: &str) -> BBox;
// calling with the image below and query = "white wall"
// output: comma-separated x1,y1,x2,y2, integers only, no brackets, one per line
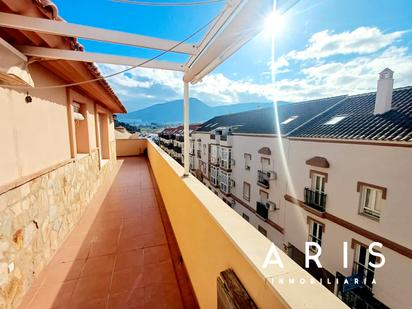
284,139,412,308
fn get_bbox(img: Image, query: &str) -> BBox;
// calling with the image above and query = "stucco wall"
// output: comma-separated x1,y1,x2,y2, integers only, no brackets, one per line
116,139,147,157
0,64,117,189
231,135,287,245
284,140,412,308
0,64,71,186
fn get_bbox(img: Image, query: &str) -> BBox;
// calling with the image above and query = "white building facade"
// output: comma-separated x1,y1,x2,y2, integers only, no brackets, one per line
188,76,412,309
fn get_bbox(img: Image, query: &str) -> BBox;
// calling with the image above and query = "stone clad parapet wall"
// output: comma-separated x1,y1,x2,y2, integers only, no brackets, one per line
0,142,116,308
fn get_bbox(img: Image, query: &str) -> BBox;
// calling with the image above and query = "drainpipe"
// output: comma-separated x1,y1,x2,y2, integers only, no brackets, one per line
183,81,190,176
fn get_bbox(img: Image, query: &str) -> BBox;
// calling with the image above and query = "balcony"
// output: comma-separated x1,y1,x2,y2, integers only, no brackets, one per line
18,140,346,309
256,201,269,219
257,170,270,189
304,187,327,212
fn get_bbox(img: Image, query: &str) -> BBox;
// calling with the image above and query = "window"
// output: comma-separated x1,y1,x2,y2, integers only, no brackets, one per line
189,140,195,154
258,225,267,237
353,242,376,289
281,115,298,124
311,172,326,192
72,102,90,155
259,190,269,204
242,213,249,222
324,115,347,125
359,184,384,220
210,144,219,165
220,147,232,170
210,165,219,186
243,182,250,201
261,157,270,171
244,153,251,170
202,144,207,155
308,218,323,250
201,161,208,176
219,170,231,194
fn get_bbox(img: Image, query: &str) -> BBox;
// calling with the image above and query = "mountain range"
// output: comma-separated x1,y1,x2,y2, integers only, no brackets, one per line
117,98,277,124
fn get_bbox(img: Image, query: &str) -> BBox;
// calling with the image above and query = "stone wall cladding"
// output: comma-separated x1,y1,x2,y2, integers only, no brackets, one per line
0,144,116,308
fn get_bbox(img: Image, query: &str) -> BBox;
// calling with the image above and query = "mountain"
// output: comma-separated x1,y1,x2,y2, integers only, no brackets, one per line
117,98,276,125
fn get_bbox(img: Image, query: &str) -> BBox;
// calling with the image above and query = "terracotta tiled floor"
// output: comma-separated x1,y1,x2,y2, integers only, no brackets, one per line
18,157,197,309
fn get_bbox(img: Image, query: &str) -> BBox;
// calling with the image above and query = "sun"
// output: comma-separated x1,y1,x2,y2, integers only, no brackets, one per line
264,11,285,37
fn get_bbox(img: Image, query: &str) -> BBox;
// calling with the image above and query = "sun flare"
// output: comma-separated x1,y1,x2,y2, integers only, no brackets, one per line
264,10,285,37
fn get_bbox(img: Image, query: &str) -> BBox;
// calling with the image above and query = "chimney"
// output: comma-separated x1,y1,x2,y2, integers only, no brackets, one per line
374,68,394,115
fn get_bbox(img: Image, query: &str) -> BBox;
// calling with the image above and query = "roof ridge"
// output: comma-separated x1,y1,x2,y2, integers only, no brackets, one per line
348,85,412,98
286,94,348,105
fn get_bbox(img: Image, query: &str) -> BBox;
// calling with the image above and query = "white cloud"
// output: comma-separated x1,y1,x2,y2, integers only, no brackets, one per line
288,27,405,60
98,27,412,111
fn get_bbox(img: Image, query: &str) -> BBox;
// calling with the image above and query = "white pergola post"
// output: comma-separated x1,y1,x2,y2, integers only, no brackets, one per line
183,81,190,176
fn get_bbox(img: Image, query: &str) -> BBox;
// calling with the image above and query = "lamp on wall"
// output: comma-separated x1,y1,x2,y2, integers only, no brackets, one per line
25,92,32,103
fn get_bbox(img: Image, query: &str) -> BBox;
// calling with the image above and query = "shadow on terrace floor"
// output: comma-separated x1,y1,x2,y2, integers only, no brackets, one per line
18,156,198,309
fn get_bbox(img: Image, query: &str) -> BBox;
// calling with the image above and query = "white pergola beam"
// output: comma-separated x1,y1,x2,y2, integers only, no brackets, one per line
17,45,185,71
185,0,242,68
183,0,272,83
0,37,27,63
0,12,197,55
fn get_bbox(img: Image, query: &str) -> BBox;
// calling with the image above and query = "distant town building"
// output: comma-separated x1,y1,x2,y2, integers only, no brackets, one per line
158,124,200,164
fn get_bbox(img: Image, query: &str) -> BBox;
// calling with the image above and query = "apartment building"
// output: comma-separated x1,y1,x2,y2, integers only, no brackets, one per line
189,69,412,309
158,124,199,165
191,95,346,234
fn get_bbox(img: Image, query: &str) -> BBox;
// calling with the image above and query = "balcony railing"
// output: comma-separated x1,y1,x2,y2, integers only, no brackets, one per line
256,201,269,219
304,187,327,212
257,170,270,189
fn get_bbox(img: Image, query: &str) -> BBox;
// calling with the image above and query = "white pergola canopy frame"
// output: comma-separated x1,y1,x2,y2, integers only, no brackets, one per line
0,0,290,175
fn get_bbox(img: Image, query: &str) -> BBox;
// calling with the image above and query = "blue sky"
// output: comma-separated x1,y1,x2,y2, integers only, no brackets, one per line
53,0,412,112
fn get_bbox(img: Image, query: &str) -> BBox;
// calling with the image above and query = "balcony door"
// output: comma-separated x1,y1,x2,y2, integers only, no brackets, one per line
311,173,325,206
311,173,325,192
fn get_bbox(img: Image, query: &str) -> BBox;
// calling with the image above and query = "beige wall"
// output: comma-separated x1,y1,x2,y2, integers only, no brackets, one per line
0,63,117,189
147,140,346,309
116,139,147,157
0,64,71,187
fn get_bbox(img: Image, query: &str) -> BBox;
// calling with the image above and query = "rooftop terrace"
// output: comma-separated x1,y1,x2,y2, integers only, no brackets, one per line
18,156,196,309
16,139,347,308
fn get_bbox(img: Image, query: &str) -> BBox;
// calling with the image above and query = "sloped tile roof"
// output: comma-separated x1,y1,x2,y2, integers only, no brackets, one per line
291,86,412,142
196,96,346,135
